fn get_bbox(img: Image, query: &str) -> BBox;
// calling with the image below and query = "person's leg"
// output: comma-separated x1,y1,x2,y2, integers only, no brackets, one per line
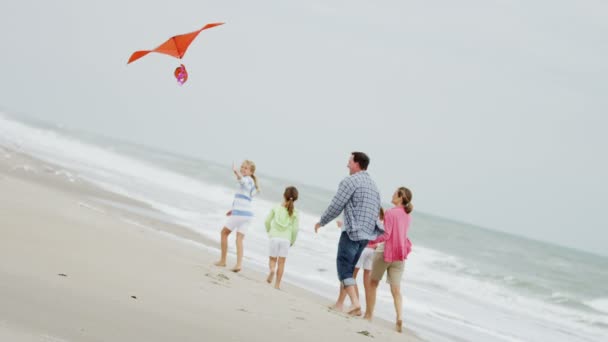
390,283,403,332
232,232,245,272
335,267,359,309
329,285,346,311
275,257,287,289
335,232,354,312
362,269,372,317
344,286,361,315
364,279,380,320
365,252,387,320
214,227,231,266
336,233,368,315
387,261,405,332
353,267,361,300
345,242,367,313
267,257,277,283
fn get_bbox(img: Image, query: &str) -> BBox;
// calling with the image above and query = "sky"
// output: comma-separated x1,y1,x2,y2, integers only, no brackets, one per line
1,0,607,256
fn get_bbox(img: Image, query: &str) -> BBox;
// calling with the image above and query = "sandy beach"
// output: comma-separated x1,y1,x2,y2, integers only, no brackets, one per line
0,148,422,342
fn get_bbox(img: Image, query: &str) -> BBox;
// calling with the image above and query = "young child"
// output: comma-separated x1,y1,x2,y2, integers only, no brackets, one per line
214,160,260,272
265,186,299,289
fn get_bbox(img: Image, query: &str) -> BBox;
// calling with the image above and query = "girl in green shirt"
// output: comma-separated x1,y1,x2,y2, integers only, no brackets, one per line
265,186,299,289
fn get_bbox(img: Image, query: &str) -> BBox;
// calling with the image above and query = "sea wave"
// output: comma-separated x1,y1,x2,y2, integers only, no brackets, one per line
585,298,608,315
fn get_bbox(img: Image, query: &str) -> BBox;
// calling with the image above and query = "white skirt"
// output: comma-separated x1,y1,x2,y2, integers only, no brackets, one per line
355,247,375,270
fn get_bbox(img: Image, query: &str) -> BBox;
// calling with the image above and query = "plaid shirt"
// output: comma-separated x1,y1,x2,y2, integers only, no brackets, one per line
319,171,383,241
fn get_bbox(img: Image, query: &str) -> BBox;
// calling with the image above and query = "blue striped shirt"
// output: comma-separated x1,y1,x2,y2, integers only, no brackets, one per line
231,176,256,217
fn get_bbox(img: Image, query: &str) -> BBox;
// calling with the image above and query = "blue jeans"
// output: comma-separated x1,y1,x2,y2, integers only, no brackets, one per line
336,231,369,287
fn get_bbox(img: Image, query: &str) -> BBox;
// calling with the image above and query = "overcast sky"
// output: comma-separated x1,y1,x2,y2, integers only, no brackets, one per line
1,0,606,256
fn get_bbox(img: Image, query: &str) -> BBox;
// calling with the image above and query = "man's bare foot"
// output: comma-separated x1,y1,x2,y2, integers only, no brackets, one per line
347,306,362,316
231,266,242,273
363,312,372,321
274,284,281,290
214,261,226,267
328,304,344,312
266,271,275,283
396,319,403,333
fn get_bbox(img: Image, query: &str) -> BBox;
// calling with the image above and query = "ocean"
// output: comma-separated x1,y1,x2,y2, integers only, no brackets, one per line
1,112,607,342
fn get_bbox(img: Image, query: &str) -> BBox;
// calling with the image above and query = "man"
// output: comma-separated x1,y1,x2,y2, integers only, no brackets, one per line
314,152,383,315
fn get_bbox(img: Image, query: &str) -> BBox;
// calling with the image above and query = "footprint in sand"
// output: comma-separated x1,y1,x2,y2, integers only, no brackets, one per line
205,272,229,281
290,308,308,314
357,330,374,338
205,273,231,287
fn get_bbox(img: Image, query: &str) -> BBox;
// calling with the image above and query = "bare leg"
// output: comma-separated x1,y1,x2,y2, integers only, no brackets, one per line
329,285,346,312
214,227,231,266
267,257,277,283
231,232,245,272
364,279,380,320
275,257,287,289
334,267,360,310
345,285,361,316
362,269,372,317
353,267,361,301
390,284,403,332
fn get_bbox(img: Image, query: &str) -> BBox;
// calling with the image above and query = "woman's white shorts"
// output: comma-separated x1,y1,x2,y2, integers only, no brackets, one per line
269,238,291,258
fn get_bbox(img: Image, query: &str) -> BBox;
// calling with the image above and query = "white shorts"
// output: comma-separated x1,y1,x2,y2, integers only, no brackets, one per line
224,215,253,234
269,238,290,258
355,247,375,270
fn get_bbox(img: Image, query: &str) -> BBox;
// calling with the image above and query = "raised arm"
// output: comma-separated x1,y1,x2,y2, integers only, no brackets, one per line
232,162,242,181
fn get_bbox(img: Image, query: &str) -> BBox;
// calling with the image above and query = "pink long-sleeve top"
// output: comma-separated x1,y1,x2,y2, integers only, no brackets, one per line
370,207,412,262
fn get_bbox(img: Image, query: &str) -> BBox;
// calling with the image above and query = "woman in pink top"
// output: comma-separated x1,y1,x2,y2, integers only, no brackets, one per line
364,187,413,333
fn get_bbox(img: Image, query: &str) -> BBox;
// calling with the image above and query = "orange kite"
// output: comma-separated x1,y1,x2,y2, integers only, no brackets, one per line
127,22,224,64
127,22,224,84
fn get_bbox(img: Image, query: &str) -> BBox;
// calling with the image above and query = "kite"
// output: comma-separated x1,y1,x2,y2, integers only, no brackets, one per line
127,22,224,85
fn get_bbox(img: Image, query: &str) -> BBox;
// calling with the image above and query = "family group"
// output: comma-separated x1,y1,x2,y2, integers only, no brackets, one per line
213,152,413,332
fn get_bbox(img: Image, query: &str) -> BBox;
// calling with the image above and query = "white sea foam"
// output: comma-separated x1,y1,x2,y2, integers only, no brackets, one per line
12,164,36,173
586,298,608,314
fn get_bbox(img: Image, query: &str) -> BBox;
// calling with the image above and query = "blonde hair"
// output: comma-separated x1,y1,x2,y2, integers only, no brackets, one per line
243,160,260,192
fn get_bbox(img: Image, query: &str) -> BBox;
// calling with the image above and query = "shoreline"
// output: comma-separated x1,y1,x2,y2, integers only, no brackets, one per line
0,147,423,341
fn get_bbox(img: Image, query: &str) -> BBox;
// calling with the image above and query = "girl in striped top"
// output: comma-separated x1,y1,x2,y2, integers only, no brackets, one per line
214,160,260,272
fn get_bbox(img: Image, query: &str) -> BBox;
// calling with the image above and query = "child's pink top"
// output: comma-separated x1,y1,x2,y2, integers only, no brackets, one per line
370,207,412,262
